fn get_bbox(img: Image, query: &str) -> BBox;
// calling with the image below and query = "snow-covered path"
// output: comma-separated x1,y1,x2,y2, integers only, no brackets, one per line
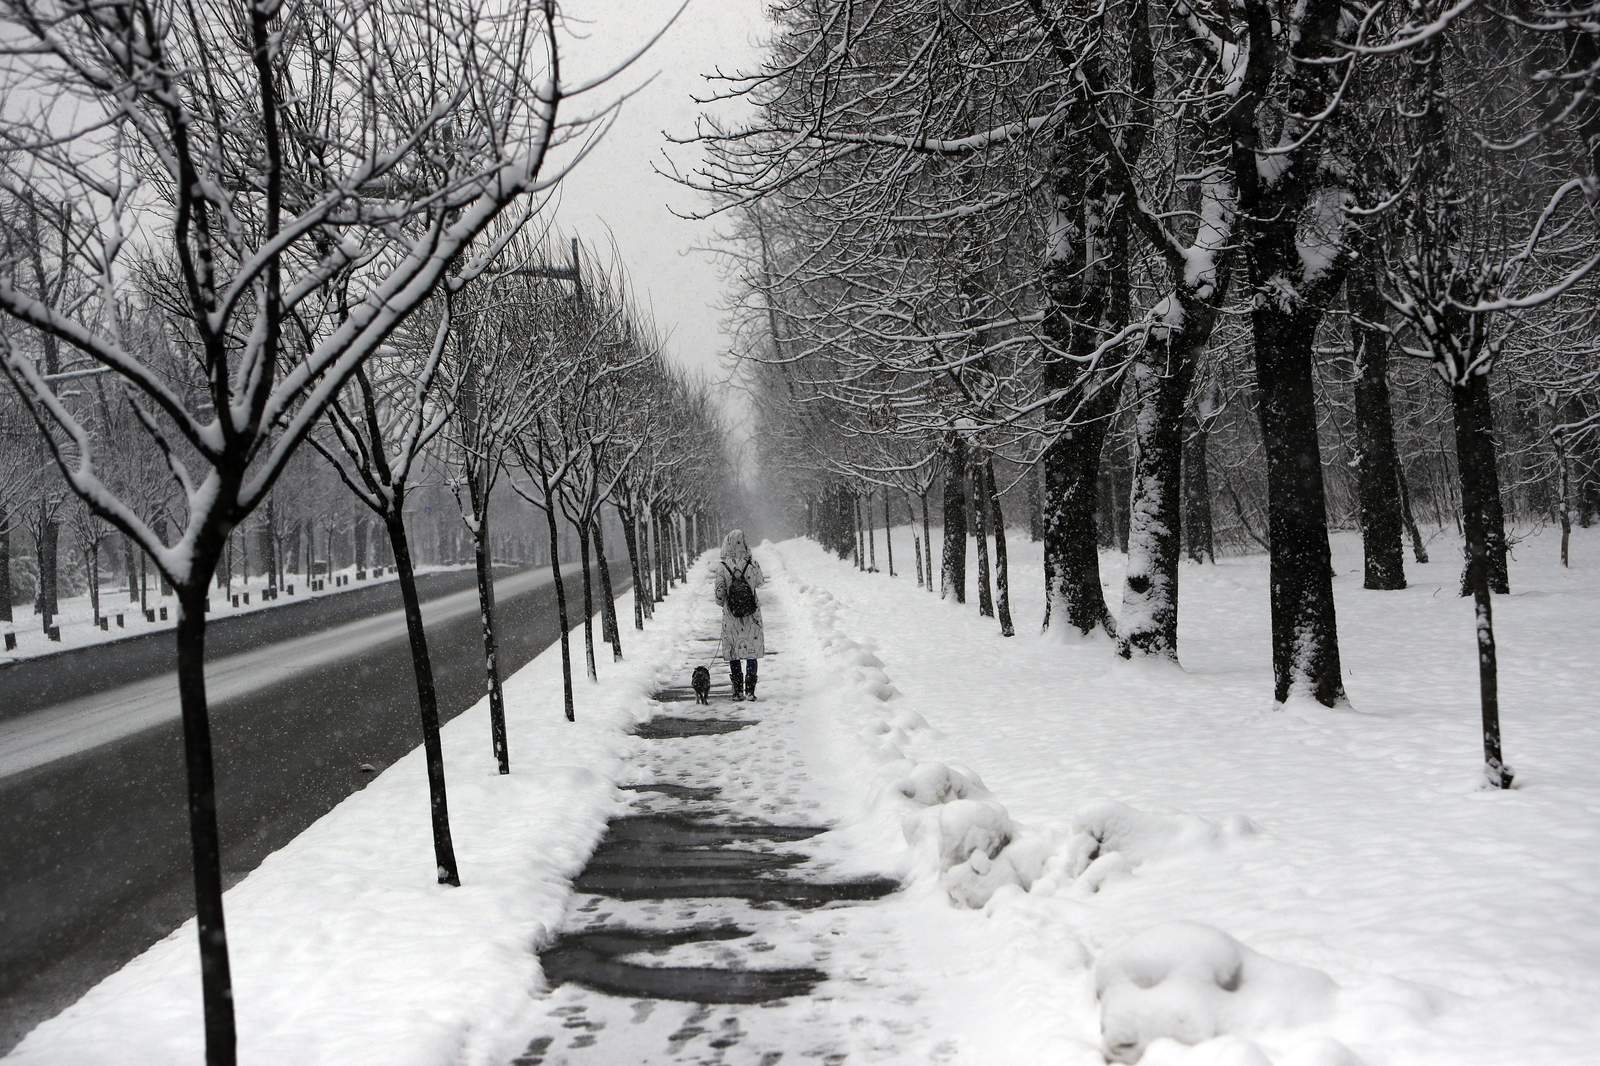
501,564,964,1064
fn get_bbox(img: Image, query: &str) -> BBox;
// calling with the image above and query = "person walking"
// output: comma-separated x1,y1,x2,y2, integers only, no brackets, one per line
713,529,766,700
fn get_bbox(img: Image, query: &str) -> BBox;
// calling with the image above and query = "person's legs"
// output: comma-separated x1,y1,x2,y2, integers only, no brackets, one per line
745,658,757,699
728,658,744,700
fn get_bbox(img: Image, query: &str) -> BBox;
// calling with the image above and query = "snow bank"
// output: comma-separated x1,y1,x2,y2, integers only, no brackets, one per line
9,570,707,1066
777,568,1043,906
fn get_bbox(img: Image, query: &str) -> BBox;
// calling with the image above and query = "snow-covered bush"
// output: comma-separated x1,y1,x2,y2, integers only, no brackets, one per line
1095,922,1339,1063
1066,799,1260,892
895,761,990,806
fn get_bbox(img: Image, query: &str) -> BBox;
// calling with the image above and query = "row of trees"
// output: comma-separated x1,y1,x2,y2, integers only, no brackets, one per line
1,399,591,630
684,0,1600,793
0,1,726,1062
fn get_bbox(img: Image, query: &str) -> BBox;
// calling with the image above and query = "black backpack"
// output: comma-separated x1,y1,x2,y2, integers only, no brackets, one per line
724,561,759,618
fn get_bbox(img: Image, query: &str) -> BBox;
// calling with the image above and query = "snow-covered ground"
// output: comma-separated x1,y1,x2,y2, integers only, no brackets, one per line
9,526,1596,1065
775,523,1600,1065
0,562,473,665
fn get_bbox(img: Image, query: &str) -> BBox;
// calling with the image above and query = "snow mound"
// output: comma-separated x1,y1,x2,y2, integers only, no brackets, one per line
888,761,1056,908
1096,922,1339,1064
894,761,991,805
906,796,1014,868
943,830,1060,909
1068,799,1260,887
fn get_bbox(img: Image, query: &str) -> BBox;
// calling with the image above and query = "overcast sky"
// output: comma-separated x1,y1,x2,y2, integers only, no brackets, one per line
546,1,772,422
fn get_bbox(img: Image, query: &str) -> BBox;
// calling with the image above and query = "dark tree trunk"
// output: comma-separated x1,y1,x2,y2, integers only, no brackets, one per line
543,502,576,722
1349,260,1408,590
125,535,138,601
1182,417,1215,564
920,490,934,595
1043,429,1116,634
1451,382,1513,789
386,512,460,885
666,515,678,584
941,435,968,603
883,488,895,577
159,517,174,596
652,506,667,602
866,493,877,571
972,455,995,618
1119,326,1198,660
593,522,622,659
640,511,656,617
261,501,278,591
1231,0,1347,707
1252,304,1345,706
468,486,509,772
0,515,11,624
87,544,101,624
577,519,597,682
854,495,864,570
659,507,673,592
1553,425,1572,568
1396,462,1429,563
1455,376,1509,595
904,490,923,587
983,458,1015,636
39,515,59,628
621,505,645,631
1038,114,1128,639
173,587,236,1066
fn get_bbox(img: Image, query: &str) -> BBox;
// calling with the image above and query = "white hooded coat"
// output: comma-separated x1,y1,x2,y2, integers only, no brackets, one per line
713,529,766,660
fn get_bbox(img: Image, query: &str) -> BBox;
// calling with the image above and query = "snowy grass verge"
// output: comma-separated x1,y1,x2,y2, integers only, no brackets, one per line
7,572,708,1066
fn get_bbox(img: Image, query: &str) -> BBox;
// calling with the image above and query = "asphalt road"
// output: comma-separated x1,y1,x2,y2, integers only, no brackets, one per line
0,562,607,1052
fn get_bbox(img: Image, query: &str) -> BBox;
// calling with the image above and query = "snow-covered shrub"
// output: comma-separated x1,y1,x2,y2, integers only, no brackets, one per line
1095,922,1338,1063
894,761,990,805
930,797,1013,867
942,830,1061,908
1068,799,1260,883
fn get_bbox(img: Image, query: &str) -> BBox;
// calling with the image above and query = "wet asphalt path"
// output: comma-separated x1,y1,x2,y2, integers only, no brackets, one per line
0,563,611,1052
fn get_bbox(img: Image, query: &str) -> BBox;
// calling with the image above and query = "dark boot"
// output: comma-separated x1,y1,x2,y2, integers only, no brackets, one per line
745,659,758,701
729,661,744,701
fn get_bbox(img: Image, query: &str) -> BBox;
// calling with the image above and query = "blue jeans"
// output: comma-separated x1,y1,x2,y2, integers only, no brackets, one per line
729,658,757,692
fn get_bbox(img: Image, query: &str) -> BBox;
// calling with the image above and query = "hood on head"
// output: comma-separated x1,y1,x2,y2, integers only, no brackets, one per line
722,528,750,565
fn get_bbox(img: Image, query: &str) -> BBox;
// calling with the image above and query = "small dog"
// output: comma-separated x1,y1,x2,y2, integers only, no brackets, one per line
690,665,711,705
